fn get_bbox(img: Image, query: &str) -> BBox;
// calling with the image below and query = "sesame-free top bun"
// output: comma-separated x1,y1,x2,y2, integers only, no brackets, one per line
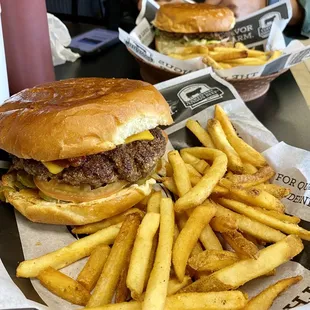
0,78,173,161
153,3,235,33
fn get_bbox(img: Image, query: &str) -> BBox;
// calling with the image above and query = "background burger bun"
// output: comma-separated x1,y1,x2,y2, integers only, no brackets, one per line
153,3,235,33
2,173,155,225
0,78,173,161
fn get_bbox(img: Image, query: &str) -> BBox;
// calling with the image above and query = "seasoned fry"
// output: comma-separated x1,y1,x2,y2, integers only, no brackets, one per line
253,183,291,199
180,152,210,174
207,119,243,173
218,62,232,69
165,162,173,177
142,198,175,310
219,198,310,240
235,42,247,50
243,162,258,175
223,58,266,65
173,203,216,281
222,230,259,259
186,120,215,148
179,235,303,293
147,191,162,213
87,214,142,307
169,53,206,60
77,245,110,291
253,207,300,224
244,276,302,310
167,276,193,296
168,150,192,197
189,175,201,186
175,148,227,212
229,166,275,187
210,50,248,61
127,213,160,299
188,250,239,272
214,104,267,167
203,54,223,69
115,254,131,303
162,177,178,196
215,203,285,242
72,209,144,235
229,185,285,212
268,50,282,62
199,224,223,250
38,267,91,306
17,223,121,278
185,163,202,177
210,216,238,232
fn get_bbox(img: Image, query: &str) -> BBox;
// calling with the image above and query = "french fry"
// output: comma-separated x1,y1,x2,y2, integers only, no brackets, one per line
175,148,228,212
212,185,230,196
127,213,160,299
115,254,131,303
222,58,266,65
218,62,232,69
229,185,285,212
222,230,259,259
142,198,175,310
147,191,162,213
242,232,259,246
172,45,209,55
189,175,201,186
268,50,282,62
235,42,247,49
17,223,121,278
214,104,267,167
180,152,210,174
210,215,238,232
173,203,216,281
209,50,248,61
188,250,239,272
253,207,300,224
77,245,110,291
186,119,215,148
244,276,302,310
253,183,291,199
169,53,206,60
214,203,285,243
162,177,178,196
199,224,223,251
72,209,144,235
243,162,258,175
219,198,310,240
83,291,248,310
168,150,192,197
165,162,173,177
203,54,223,69
185,163,202,177
38,267,91,306
207,119,243,173
167,276,193,296
179,235,303,293
87,213,142,307
229,166,275,187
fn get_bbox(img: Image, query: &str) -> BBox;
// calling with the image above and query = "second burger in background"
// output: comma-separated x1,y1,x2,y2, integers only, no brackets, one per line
153,3,235,55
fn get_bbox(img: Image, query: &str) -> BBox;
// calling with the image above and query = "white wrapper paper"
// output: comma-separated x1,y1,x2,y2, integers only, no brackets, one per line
1,68,310,309
119,0,310,79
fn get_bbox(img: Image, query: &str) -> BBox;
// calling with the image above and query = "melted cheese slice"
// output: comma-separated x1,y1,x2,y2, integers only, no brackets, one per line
125,130,154,144
42,161,65,174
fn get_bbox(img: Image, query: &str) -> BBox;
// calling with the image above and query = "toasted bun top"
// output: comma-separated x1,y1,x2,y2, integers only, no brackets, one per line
0,78,173,161
153,3,235,33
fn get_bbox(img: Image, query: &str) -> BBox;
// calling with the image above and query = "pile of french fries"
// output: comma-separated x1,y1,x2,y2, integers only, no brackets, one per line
16,104,310,310
168,42,282,70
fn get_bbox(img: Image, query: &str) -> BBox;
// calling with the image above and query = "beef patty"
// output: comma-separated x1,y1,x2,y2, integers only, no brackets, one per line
11,127,166,188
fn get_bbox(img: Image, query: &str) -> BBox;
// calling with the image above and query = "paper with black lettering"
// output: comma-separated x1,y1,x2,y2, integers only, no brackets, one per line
120,0,310,79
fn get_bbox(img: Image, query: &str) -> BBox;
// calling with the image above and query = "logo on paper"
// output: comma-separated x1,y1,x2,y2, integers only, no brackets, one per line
288,48,310,66
258,12,281,38
177,84,224,110
125,39,154,63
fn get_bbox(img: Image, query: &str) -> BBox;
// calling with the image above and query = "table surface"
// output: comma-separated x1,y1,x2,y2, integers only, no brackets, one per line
1,22,310,306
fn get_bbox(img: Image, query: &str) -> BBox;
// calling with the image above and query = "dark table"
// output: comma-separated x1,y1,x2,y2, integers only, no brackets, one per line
1,23,310,307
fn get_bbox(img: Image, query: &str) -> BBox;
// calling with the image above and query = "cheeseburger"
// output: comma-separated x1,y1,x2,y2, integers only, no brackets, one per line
0,78,173,225
153,3,236,55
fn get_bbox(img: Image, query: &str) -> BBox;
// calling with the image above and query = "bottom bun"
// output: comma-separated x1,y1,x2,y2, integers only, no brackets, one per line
2,173,155,225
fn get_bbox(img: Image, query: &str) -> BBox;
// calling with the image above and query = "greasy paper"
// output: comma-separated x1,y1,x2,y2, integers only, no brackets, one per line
2,68,310,309
119,0,310,79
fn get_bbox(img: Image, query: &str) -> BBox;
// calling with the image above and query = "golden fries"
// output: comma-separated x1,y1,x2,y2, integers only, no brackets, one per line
168,150,192,197
173,203,216,281
222,230,259,259
207,119,243,173
180,152,210,174
269,50,283,61
77,245,110,291
199,223,223,251
188,250,239,272
87,213,142,307
219,198,310,240
180,235,303,293
245,276,302,310
253,207,300,224
203,54,223,69
127,213,160,299
167,276,192,296
38,267,91,305
115,255,131,303
210,216,238,232
17,224,121,278
253,183,290,199
142,198,174,310
147,191,162,213
210,50,248,61
186,120,215,148
175,148,227,211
